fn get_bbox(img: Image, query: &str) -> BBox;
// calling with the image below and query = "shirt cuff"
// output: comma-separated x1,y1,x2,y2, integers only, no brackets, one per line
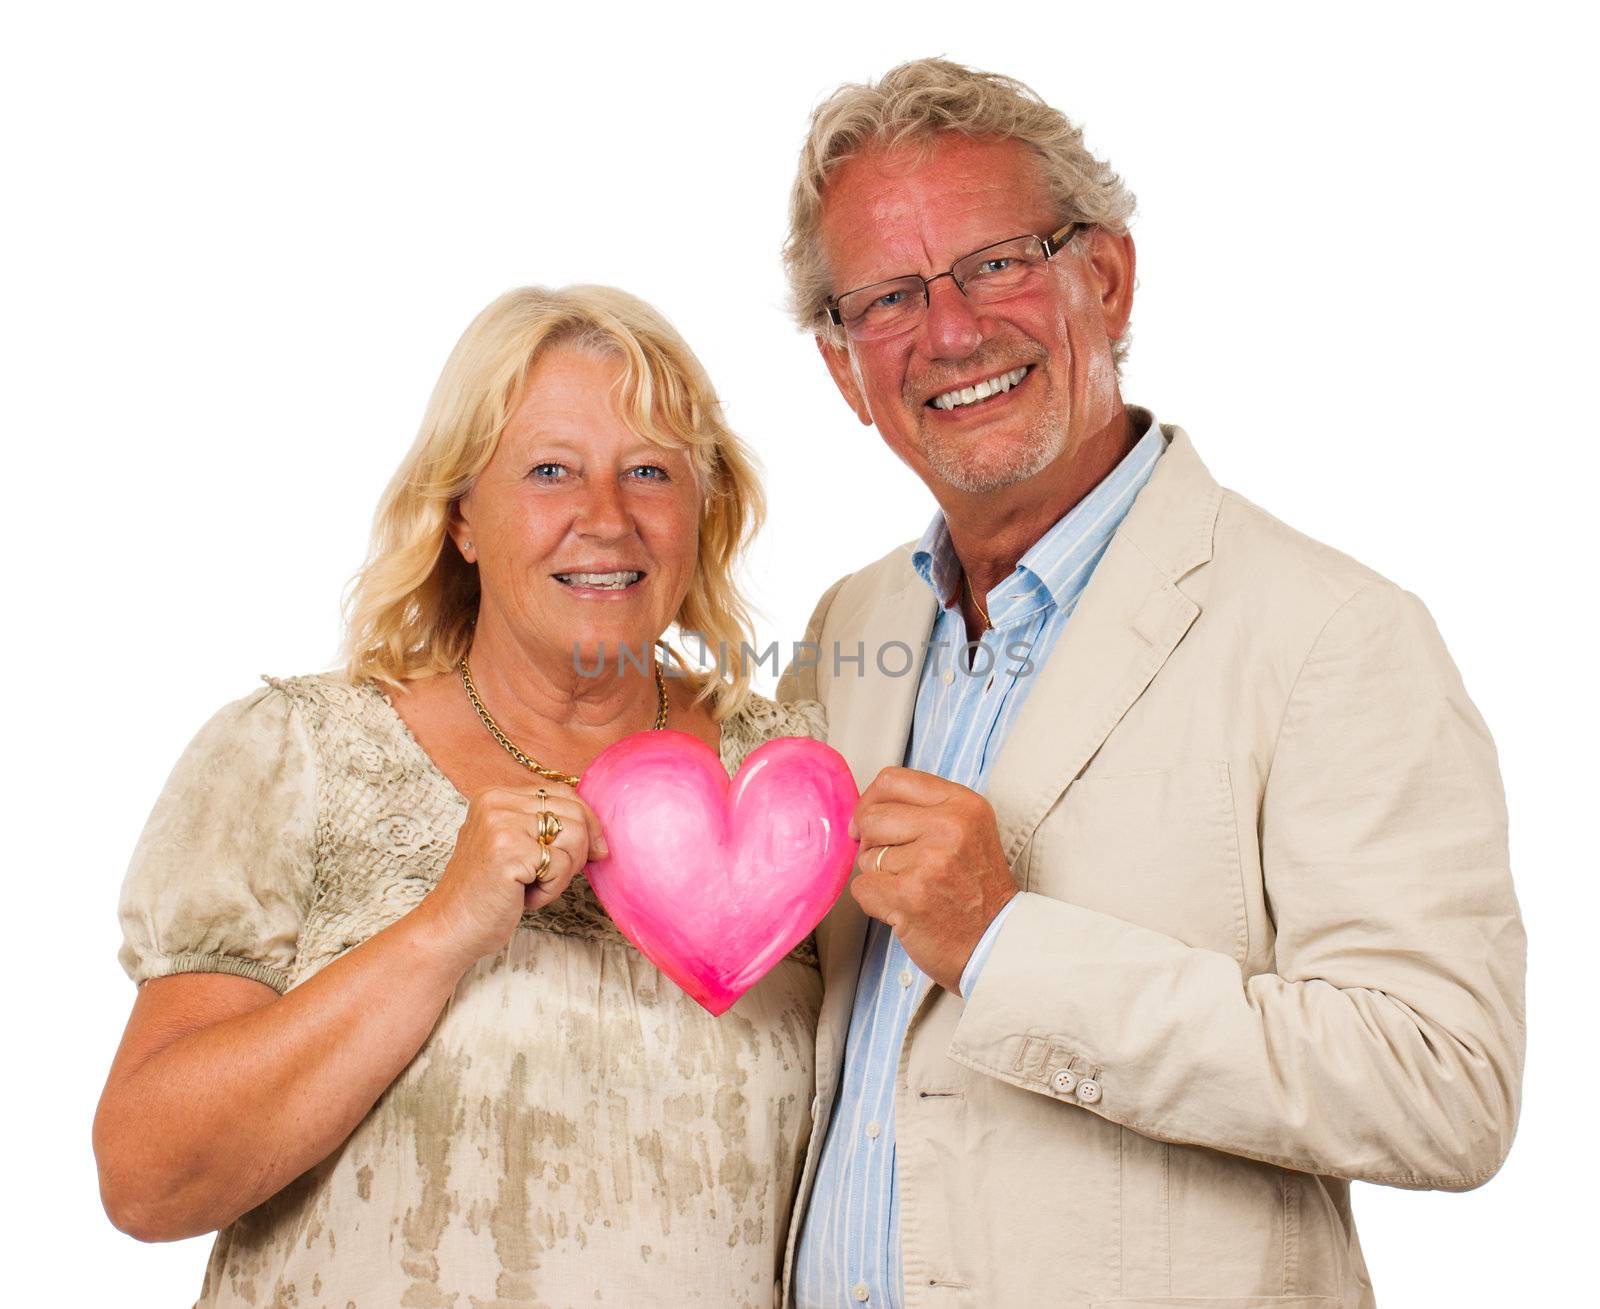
959,897,1018,999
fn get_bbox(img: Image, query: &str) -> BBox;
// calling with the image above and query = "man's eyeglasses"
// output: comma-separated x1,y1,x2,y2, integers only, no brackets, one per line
826,221,1086,341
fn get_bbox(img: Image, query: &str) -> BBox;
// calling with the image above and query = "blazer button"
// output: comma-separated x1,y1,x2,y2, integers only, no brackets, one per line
1050,1068,1078,1095
1075,1078,1103,1104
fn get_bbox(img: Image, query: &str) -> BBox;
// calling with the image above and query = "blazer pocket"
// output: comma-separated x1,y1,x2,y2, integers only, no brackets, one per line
1024,761,1248,963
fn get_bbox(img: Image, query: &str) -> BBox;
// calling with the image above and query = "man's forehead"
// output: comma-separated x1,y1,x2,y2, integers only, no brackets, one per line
817,134,1052,284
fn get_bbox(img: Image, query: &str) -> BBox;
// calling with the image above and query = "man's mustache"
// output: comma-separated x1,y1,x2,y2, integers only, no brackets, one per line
903,342,1049,407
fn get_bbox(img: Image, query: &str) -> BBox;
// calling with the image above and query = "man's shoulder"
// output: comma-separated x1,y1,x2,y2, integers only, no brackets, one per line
1151,422,1397,614
833,539,924,612
1210,483,1397,619
795,539,925,640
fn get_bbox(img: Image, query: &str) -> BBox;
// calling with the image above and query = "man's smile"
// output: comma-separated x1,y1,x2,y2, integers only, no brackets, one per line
920,363,1037,421
925,364,1032,411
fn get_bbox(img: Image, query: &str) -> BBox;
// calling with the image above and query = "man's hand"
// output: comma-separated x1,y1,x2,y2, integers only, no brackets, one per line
848,766,1019,993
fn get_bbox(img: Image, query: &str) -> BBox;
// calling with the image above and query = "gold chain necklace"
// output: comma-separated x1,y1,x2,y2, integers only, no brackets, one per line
458,652,669,787
964,570,994,631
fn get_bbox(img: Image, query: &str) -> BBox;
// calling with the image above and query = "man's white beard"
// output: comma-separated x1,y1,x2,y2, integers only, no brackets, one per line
921,407,1068,494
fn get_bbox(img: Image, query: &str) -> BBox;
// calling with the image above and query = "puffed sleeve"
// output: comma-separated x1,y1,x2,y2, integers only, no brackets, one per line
117,681,317,994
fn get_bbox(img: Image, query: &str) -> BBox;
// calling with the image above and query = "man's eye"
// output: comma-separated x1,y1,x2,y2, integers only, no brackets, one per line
870,289,909,311
977,257,1016,275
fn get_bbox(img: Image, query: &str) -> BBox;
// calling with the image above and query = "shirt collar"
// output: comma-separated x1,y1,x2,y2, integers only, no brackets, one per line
911,407,1167,622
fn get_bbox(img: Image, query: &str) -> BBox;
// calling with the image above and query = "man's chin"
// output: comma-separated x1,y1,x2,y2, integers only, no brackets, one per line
923,430,1065,495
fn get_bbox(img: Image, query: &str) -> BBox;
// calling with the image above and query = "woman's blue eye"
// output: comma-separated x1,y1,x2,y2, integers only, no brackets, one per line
530,463,566,480
629,465,669,481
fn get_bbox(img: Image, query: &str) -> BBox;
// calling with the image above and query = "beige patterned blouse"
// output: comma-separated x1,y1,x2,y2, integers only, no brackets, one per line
117,671,828,1309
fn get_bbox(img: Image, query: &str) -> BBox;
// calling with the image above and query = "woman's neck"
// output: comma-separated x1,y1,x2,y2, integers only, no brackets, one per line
461,616,664,751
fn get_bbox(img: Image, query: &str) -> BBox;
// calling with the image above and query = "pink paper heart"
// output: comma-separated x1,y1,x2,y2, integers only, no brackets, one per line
578,729,859,1015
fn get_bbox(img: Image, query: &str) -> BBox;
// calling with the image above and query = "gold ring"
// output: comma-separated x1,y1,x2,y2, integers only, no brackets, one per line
534,845,554,882
537,810,563,846
874,845,887,874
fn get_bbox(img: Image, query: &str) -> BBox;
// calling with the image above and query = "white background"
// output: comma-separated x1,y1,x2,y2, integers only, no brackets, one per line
4,2,1594,1303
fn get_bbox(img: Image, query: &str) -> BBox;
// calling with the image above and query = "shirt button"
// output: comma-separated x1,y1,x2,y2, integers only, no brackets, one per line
1050,1068,1078,1095
898,969,914,987
854,1283,870,1302
943,668,955,685
865,1120,881,1139
1076,1078,1103,1104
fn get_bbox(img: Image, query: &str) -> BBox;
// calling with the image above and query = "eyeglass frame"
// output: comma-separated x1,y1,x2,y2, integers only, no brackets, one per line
824,220,1087,333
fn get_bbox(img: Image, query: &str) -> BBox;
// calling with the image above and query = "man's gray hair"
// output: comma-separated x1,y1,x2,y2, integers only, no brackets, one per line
782,58,1138,369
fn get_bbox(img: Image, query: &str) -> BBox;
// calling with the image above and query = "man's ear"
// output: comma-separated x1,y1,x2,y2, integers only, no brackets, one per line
816,334,875,427
1084,229,1137,343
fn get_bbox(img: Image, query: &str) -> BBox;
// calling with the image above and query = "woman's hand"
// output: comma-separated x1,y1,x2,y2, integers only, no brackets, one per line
417,781,608,970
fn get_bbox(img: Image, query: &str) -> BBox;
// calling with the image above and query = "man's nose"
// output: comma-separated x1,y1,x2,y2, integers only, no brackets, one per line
919,275,982,360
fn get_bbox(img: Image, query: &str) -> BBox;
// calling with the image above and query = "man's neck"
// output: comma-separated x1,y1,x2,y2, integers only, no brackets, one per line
941,405,1136,608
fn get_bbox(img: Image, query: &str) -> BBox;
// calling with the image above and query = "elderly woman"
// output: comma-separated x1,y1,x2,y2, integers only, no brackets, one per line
93,286,827,1307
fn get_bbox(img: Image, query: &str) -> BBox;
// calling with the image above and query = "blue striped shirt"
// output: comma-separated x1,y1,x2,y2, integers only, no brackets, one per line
793,414,1166,1309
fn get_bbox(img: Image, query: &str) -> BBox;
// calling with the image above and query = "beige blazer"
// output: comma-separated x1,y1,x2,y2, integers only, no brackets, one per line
774,425,1525,1309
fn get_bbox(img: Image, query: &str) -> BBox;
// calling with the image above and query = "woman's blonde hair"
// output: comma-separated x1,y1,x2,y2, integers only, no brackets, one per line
341,284,766,718
783,57,1138,369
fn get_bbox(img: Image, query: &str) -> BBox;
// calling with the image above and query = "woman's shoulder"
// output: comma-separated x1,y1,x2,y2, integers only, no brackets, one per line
258,668,378,711
717,686,827,774
249,668,399,737
200,671,420,790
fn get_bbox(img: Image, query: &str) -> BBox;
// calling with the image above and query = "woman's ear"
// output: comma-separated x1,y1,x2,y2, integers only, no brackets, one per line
446,498,475,563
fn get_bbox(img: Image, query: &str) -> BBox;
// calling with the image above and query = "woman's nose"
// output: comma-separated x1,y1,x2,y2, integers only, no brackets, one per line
573,478,632,540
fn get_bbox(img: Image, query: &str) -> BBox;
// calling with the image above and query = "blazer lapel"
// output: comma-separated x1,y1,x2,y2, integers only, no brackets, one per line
813,569,938,1101
984,425,1222,865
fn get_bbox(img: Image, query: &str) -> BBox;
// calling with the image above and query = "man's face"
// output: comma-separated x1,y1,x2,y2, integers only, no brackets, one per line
816,134,1132,496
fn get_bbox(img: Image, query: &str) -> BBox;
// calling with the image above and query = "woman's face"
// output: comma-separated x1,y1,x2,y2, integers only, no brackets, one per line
451,345,703,677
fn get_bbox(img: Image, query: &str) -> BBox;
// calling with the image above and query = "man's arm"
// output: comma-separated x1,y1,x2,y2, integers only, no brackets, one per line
945,580,1526,1190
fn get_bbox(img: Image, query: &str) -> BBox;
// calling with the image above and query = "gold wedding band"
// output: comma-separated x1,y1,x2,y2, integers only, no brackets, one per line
874,845,887,874
534,845,555,883
537,810,563,846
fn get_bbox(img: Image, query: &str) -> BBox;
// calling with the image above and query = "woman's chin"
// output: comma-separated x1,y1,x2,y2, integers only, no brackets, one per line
564,629,667,679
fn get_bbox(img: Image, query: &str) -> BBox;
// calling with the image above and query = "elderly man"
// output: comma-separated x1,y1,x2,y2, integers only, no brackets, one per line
774,59,1525,1309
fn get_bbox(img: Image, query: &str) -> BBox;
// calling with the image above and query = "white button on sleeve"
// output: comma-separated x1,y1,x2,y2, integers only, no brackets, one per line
1050,1068,1078,1095
1075,1078,1102,1104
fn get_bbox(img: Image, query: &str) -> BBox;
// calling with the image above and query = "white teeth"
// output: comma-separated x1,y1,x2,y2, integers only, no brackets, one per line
555,571,642,589
932,366,1028,411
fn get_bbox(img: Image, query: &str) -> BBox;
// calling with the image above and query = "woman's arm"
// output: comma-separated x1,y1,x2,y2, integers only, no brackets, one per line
95,775,608,1243
93,901,471,1242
